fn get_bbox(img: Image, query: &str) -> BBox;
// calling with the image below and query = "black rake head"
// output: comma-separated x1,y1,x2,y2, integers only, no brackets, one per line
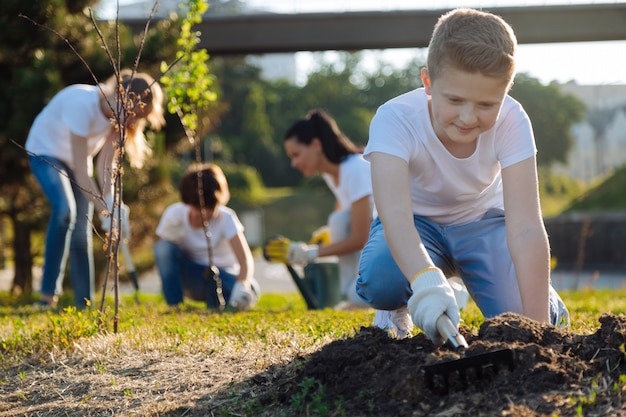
424,348,515,394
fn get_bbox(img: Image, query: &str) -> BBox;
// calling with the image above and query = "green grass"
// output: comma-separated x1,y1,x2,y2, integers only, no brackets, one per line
1,289,625,416
1,289,624,370
0,291,370,368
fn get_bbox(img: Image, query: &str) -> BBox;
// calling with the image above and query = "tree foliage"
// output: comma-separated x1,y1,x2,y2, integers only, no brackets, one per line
207,54,585,187
159,0,217,138
510,73,585,166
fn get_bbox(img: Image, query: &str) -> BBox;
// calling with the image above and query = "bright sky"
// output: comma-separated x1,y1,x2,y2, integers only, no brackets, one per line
293,40,626,87
99,0,626,86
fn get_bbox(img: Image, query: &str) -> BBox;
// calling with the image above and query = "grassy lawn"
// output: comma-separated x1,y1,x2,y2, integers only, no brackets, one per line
2,178,626,415
1,289,625,416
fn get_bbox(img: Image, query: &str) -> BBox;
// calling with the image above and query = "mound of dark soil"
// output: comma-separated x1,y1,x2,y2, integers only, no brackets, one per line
260,313,626,416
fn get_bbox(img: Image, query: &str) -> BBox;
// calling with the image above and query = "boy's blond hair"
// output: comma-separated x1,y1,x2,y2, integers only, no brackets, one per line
426,8,517,84
104,69,166,169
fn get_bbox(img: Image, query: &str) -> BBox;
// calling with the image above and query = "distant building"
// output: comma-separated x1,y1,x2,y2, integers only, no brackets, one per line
555,83,626,182
97,0,297,83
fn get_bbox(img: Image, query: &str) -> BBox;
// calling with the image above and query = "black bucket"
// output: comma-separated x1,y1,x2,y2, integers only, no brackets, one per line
303,262,341,309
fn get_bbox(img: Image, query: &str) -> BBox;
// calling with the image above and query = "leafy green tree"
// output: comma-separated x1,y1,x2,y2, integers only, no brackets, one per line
212,53,586,190
361,56,425,108
510,73,585,166
240,82,278,180
160,0,218,141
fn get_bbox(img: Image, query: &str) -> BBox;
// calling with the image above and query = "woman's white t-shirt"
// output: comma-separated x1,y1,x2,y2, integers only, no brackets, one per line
322,153,375,215
366,88,536,226
25,84,111,170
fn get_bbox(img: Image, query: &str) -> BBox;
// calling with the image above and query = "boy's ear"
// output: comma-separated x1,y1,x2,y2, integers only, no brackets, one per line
421,68,432,94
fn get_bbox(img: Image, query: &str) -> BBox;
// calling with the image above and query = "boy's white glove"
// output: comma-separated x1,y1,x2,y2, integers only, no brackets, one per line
372,306,414,339
263,236,318,265
448,276,470,310
228,281,258,310
407,267,460,345
99,195,130,237
158,218,186,243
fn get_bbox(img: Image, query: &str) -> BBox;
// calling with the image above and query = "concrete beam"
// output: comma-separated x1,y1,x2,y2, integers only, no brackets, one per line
119,3,626,55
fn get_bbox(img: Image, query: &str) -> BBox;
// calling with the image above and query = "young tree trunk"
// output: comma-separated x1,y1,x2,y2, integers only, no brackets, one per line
11,216,33,296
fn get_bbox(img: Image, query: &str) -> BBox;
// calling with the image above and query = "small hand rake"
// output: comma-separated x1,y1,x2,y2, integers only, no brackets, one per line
424,314,515,393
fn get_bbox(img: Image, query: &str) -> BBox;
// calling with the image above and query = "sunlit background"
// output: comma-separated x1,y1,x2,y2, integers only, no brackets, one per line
97,0,626,86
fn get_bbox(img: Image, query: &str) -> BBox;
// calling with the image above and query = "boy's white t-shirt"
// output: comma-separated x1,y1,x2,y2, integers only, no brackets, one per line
366,88,536,226
25,84,111,170
322,153,376,215
156,203,244,273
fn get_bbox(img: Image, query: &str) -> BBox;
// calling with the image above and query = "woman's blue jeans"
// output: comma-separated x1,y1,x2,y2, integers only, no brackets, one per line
29,155,94,307
154,240,236,308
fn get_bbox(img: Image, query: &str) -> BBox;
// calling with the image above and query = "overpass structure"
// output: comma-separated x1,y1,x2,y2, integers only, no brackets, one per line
119,3,626,55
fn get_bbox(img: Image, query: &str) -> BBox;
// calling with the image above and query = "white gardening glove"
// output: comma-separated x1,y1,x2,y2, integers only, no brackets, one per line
99,195,130,238
407,267,460,345
228,280,258,310
158,217,186,243
448,276,470,310
372,306,414,339
288,241,318,265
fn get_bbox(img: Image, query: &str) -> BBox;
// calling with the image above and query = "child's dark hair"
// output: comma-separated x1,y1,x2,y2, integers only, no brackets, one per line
180,163,230,209
284,109,362,164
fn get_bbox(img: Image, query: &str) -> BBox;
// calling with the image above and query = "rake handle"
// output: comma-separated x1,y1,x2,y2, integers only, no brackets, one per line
436,314,468,350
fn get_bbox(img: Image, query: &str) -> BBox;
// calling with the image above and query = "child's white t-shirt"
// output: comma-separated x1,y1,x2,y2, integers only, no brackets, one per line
322,153,376,215
156,203,244,273
366,88,536,226
25,84,111,170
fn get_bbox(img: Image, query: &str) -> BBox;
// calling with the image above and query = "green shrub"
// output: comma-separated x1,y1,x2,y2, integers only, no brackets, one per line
565,164,626,212
223,163,267,204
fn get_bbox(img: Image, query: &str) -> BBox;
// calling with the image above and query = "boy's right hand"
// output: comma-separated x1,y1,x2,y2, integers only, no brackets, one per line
407,267,460,344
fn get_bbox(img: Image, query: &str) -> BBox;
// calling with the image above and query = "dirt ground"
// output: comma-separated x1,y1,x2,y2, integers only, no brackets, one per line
257,312,626,416
2,313,626,416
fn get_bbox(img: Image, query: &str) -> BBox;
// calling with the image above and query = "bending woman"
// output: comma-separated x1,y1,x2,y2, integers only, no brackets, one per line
280,109,375,308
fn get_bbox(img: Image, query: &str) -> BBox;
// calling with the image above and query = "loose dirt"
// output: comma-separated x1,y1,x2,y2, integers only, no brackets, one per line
256,312,626,416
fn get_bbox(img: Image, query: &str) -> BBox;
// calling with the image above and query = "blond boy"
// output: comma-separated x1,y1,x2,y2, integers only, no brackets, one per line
356,8,569,342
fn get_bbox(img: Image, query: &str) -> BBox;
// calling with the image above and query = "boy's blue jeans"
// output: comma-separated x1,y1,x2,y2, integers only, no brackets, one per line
154,240,236,308
356,209,569,326
28,155,94,307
